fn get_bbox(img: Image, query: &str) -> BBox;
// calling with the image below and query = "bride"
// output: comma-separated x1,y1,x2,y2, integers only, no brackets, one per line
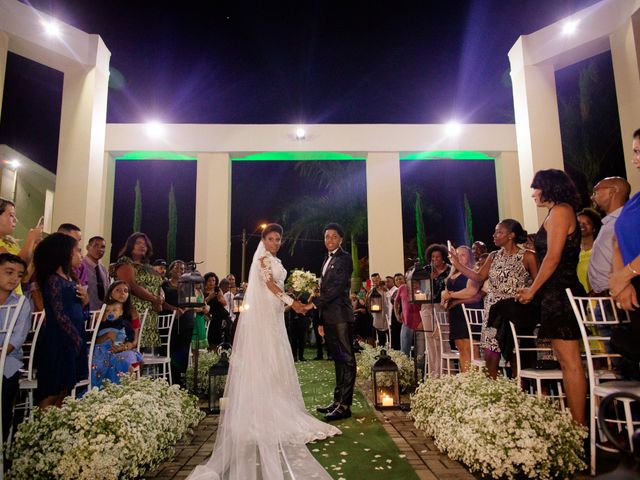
188,223,340,480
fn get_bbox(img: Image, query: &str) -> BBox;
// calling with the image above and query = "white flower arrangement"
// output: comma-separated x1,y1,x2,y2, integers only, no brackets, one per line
409,369,587,479
356,343,415,390
7,376,205,480
285,269,319,295
185,349,231,398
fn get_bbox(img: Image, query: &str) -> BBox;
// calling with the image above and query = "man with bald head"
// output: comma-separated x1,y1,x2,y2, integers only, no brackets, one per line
588,176,631,294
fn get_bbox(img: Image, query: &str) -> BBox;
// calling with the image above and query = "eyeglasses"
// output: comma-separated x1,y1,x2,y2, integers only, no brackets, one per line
591,186,614,196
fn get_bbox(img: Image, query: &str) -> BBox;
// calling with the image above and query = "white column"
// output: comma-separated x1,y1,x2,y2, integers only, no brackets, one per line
52,38,110,236
101,152,116,263
366,152,404,277
611,11,640,192
0,31,8,124
194,152,232,276
509,38,565,233
494,151,524,223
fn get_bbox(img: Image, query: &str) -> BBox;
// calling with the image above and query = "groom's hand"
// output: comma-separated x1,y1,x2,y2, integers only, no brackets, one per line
291,300,304,314
317,325,324,337
302,302,314,313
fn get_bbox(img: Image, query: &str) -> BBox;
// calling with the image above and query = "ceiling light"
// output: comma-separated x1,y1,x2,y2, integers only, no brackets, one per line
444,121,462,137
295,127,306,140
562,20,578,36
145,121,165,138
8,159,20,169
42,20,61,37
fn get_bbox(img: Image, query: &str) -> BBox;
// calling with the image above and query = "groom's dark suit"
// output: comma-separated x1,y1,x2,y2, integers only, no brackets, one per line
312,247,356,406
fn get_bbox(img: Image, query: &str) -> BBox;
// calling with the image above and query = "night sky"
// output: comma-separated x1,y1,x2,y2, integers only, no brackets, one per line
0,0,612,274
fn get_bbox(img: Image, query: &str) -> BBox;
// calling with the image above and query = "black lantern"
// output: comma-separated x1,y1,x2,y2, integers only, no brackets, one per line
369,287,384,313
372,349,400,409
232,288,246,314
406,262,431,304
208,352,230,414
178,262,205,308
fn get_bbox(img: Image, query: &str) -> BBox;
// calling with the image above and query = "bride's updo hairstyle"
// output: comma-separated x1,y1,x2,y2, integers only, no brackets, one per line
261,223,283,238
499,219,528,244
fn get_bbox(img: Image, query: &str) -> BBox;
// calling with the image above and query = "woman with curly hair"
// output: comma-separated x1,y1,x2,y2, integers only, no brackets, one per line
112,233,165,352
576,208,602,292
517,169,587,425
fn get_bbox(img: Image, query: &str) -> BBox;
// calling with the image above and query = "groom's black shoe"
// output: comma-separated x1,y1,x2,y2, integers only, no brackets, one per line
324,405,351,421
316,402,339,414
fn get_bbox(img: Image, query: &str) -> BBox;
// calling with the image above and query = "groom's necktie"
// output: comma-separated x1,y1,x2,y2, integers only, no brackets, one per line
322,252,334,277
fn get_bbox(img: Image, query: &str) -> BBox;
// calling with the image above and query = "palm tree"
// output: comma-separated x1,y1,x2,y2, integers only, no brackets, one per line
280,161,368,291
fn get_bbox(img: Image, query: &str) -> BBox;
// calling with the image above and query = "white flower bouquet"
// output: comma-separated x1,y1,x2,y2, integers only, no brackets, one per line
7,376,205,480
409,369,587,479
355,343,415,390
285,269,319,295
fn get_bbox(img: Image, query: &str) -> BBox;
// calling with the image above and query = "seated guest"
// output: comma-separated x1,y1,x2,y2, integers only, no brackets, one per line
152,259,168,279
34,233,88,409
91,281,143,388
576,208,601,293
81,236,110,310
441,245,482,372
0,253,31,441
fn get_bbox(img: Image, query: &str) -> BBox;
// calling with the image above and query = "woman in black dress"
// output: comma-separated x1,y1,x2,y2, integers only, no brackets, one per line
517,169,586,425
441,245,482,372
204,272,229,348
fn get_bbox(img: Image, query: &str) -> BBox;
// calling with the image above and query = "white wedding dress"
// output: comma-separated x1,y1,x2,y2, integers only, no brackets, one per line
188,241,340,480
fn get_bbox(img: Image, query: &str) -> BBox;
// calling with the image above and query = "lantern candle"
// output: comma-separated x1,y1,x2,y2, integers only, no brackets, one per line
382,395,393,407
414,292,427,301
219,397,227,410
370,305,381,312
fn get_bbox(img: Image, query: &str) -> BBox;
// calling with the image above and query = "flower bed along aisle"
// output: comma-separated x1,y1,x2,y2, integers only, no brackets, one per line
8,376,205,480
410,369,587,479
356,343,415,391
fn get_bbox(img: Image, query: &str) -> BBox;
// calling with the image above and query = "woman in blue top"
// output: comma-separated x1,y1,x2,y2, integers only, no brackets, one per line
34,233,89,409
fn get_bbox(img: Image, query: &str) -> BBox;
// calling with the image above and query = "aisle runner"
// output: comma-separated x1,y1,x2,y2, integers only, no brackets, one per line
297,351,418,480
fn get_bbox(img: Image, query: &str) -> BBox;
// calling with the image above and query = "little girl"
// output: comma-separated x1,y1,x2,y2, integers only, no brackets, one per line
91,281,144,388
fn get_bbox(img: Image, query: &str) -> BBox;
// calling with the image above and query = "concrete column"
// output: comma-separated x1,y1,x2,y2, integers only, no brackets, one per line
510,38,565,233
0,31,8,124
194,153,232,276
611,11,640,191
101,152,116,264
494,151,524,223
366,152,404,277
52,38,110,237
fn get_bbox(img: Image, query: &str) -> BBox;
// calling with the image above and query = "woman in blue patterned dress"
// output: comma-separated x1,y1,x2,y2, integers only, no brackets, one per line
34,233,89,409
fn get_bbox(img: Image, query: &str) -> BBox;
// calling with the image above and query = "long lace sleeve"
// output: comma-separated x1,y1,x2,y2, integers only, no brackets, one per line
45,276,84,351
259,255,294,306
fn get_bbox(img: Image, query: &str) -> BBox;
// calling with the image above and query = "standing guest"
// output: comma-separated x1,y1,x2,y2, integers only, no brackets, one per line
288,291,312,361
152,259,168,279
352,289,370,344
588,177,630,295
161,260,193,387
367,273,389,346
34,233,88,409
608,130,640,378
304,223,355,421
472,241,487,270
441,245,482,372
226,274,238,295
517,169,587,425
394,278,425,372
204,272,229,347
81,236,110,310
420,244,450,378
449,220,538,379
0,198,43,293
57,223,87,287
112,233,164,352
385,275,401,349
576,208,602,293
219,278,237,343
0,253,31,441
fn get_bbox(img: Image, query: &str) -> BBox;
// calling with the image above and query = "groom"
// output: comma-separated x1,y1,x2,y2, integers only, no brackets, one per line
303,223,355,421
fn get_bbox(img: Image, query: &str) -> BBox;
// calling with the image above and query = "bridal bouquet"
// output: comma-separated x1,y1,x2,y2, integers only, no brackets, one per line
285,269,319,295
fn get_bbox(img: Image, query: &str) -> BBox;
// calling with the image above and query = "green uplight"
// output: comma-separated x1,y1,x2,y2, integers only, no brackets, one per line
115,151,196,161
231,152,365,161
401,151,493,160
